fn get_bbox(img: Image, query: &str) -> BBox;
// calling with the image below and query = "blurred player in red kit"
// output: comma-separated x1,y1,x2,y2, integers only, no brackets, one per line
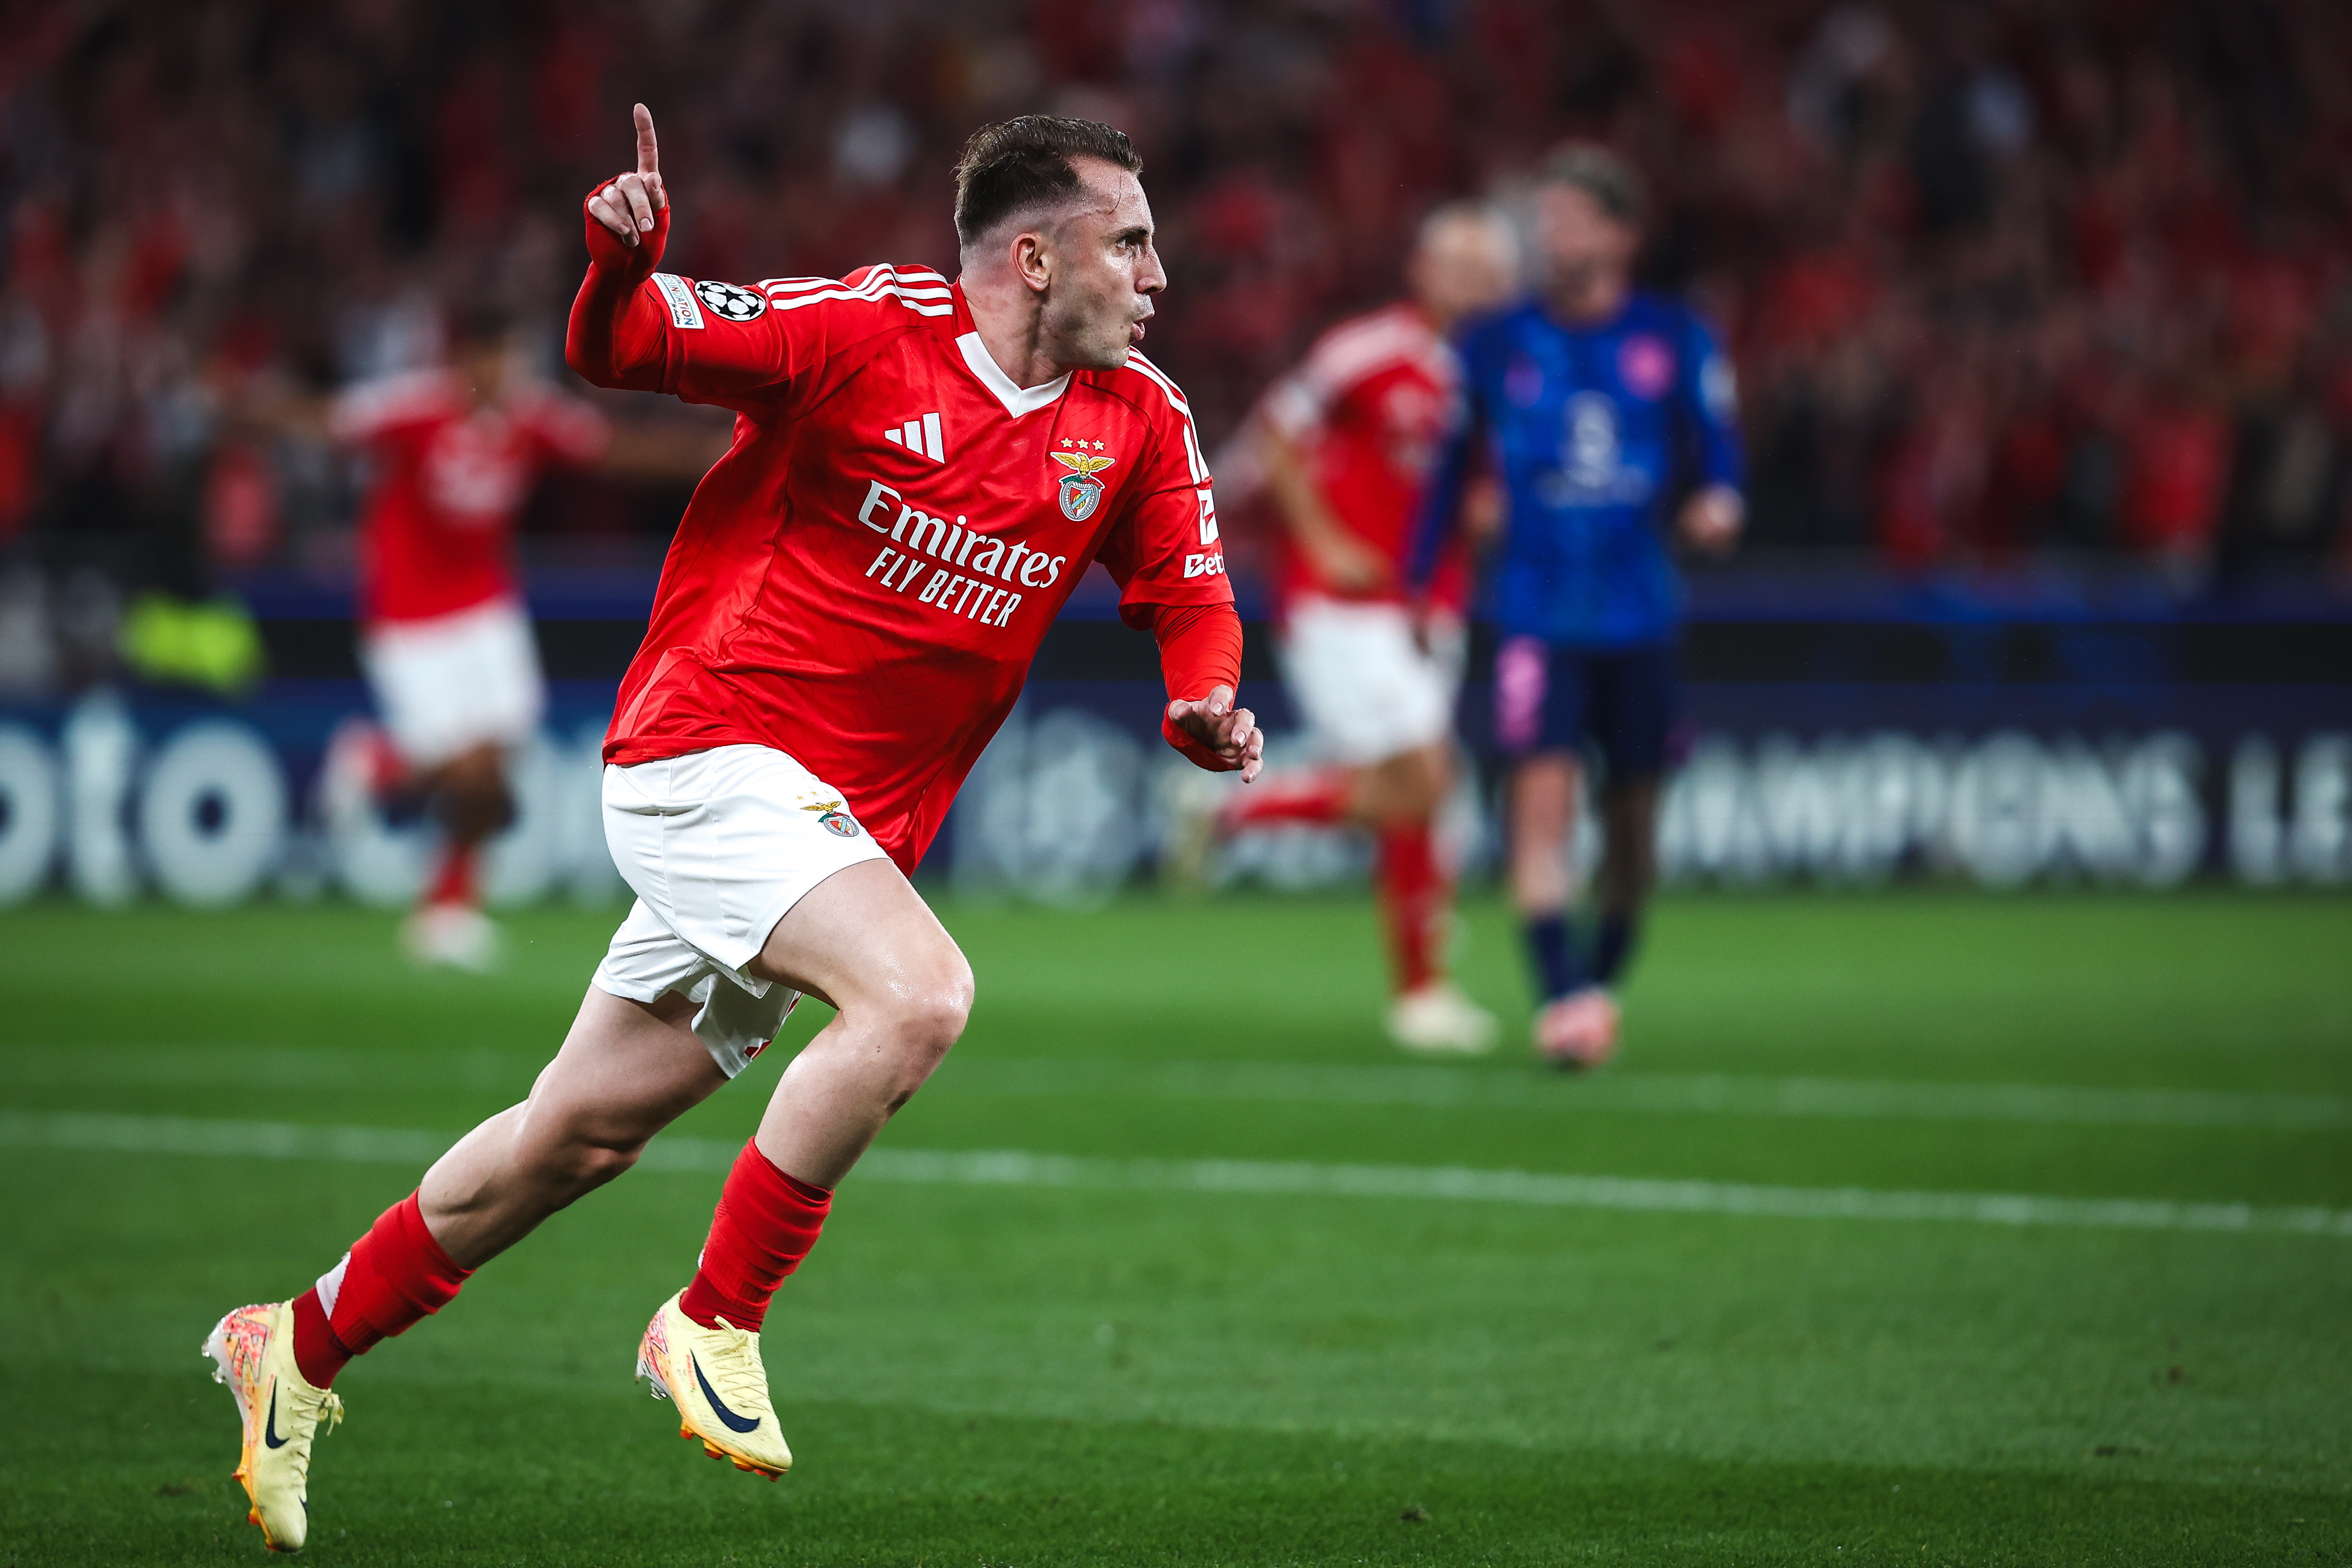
321,307,611,970
204,107,1263,1552
1214,204,1519,1053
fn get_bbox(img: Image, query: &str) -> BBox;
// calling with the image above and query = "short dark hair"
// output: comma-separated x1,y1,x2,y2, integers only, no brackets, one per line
1537,142,1646,227
444,300,514,353
952,116,1143,248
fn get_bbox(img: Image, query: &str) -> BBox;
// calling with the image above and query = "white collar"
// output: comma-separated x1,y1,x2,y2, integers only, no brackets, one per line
956,331,1072,418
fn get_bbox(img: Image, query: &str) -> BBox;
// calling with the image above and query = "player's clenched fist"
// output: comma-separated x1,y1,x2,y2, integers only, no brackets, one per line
1675,482,1744,556
1167,685,1266,781
587,103,668,249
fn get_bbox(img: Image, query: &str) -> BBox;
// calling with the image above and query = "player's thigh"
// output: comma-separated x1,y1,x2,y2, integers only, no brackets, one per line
1495,637,1592,760
747,858,972,1029
518,983,729,1156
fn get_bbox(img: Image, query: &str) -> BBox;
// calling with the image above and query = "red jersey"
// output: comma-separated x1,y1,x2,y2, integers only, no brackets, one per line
591,264,1232,872
332,369,610,624
1259,300,1472,615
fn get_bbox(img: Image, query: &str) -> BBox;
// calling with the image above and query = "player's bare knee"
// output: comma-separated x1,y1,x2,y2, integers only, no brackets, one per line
1396,764,1445,821
438,778,515,842
878,955,972,1084
908,961,975,1056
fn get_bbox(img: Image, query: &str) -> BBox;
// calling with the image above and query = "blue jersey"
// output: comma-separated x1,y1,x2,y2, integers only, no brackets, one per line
1414,291,1743,648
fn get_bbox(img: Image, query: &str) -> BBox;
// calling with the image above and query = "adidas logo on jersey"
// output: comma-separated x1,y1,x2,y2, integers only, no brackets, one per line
882,413,945,463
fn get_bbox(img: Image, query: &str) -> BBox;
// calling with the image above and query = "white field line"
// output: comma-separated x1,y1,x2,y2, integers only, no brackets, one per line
931,1059,2352,1131
4,1110,2348,1240
6,1047,2346,1132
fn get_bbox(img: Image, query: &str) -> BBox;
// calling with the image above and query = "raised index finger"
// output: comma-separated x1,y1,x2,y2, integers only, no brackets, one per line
633,103,659,176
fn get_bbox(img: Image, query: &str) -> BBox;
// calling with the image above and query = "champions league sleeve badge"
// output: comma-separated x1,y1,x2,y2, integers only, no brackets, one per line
1050,445,1117,521
694,279,766,322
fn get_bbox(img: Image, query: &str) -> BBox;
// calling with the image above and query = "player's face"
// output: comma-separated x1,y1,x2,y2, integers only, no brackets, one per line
1040,160,1166,371
1534,183,1638,302
1410,214,1520,326
451,336,509,408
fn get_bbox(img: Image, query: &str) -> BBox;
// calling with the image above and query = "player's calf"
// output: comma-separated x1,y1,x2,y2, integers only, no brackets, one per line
490,1101,657,1212
420,986,727,1264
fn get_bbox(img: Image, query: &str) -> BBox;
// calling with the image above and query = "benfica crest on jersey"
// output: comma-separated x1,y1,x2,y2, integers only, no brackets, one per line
1051,449,1117,521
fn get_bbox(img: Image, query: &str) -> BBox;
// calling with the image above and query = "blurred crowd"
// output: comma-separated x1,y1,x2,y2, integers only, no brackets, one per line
2,0,2349,691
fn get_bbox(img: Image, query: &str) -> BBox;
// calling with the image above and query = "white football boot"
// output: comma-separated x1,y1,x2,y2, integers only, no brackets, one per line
203,1301,345,1553
401,902,500,972
635,1290,792,1479
1386,981,1499,1055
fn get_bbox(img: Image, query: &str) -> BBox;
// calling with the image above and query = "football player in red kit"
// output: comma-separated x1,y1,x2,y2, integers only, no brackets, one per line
204,107,1262,1551
1214,204,1518,1054
320,308,610,970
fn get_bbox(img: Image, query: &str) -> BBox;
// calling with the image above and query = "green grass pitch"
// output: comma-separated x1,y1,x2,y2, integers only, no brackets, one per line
2,888,2348,1565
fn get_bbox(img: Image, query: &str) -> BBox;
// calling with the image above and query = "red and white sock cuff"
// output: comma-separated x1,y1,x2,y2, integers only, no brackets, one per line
324,1193,472,1353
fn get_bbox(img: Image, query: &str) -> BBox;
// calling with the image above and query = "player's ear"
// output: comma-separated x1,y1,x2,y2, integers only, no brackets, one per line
1012,230,1052,295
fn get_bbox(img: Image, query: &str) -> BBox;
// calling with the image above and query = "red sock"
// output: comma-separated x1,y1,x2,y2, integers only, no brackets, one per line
425,842,478,909
290,1192,472,1388
679,1141,832,1333
1376,821,1446,993
1220,768,1351,831
289,1290,349,1388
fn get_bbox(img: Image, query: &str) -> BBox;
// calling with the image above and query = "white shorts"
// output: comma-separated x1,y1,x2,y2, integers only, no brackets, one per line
1279,595,1463,766
361,597,546,769
590,744,891,1078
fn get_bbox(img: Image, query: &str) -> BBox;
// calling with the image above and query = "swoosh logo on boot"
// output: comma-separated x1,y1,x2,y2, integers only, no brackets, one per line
689,1354,761,1434
264,1387,288,1449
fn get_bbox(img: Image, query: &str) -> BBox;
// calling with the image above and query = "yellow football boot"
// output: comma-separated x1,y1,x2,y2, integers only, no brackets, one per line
634,1290,792,1479
203,1302,343,1552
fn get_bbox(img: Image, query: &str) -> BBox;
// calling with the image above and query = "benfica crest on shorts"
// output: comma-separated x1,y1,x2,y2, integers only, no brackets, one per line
804,799,861,838
1050,448,1117,521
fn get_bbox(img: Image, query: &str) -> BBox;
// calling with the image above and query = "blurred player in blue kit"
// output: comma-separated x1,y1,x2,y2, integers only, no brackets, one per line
1416,145,1745,1067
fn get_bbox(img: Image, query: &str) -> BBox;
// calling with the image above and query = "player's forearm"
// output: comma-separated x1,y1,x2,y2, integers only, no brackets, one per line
1688,394,1745,494
1150,601,1246,770
567,274,665,391
1259,427,1347,554
565,182,670,391
1407,427,1475,591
